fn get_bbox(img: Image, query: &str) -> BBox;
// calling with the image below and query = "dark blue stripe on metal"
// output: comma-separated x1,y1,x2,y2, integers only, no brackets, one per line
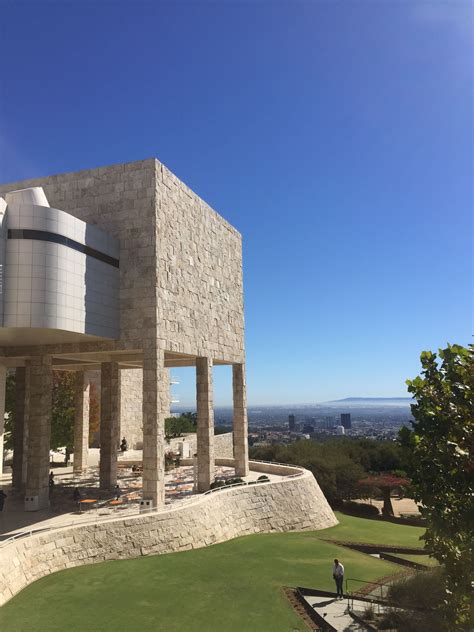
7,229,119,268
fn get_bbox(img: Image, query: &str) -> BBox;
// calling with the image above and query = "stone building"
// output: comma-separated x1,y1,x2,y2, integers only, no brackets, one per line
0,158,248,509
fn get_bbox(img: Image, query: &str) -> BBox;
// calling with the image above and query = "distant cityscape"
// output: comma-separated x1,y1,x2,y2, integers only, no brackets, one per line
174,397,414,445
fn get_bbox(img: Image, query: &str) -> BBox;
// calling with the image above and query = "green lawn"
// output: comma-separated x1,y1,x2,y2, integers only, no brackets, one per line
395,553,439,567
0,514,425,632
321,512,425,549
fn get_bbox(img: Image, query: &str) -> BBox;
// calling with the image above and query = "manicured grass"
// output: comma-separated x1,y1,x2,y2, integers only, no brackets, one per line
0,514,425,632
320,512,425,549
396,553,439,567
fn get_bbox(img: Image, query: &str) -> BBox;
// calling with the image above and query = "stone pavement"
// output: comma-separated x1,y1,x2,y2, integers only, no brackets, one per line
0,459,284,539
302,595,371,631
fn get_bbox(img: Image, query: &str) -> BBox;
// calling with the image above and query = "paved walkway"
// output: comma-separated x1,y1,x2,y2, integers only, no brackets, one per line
303,595,376,631
352,497,420,516
0,456,284,539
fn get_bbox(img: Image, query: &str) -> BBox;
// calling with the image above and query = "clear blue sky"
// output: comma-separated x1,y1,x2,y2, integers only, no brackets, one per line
1,1,472,406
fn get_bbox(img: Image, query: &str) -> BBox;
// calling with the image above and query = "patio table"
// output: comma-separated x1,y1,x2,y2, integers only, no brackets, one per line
80,499,97,513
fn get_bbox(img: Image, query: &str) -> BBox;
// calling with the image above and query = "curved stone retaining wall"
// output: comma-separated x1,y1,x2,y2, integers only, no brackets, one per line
0,464,337,606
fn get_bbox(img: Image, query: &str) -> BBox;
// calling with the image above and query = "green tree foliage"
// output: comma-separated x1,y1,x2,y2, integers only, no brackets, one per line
382,568,453,632
88,381,100,446
249,439,381,505
358,473,410,517
403,344,473,628
3,372,16,450
50,371,76,464
165,413,197,440
214,426,231,435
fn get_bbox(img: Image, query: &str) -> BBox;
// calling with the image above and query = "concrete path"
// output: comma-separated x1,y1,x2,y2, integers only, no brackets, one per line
302,595,370,631
352,497,420,517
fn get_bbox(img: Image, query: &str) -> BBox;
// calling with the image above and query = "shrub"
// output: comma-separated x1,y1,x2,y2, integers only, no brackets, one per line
210,480,226,490
164,452,175,471
225,477,244,486
378,568,463,632
362,604,375,621
342,501,379,518
257,475,270,482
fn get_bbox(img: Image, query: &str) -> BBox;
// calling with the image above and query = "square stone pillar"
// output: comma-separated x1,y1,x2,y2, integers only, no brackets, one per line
99,362,121,490
73,371,90,474
0,366,6,476
12,366,29,491
142,348,167,508
25,356,52,509
233,363,249,477
196,357,215,492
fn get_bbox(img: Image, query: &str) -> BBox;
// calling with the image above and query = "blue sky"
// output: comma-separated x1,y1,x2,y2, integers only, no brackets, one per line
1,1,472,406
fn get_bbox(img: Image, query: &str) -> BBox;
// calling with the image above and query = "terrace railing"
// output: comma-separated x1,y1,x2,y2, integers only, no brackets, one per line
0,460,305,548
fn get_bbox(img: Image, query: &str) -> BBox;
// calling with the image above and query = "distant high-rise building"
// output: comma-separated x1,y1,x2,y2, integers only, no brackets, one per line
288,414,296,431
325,416,336,430
341,413,351,430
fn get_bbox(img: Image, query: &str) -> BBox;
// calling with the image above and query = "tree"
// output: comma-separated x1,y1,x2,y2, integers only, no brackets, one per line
165,414,196,440
4,371,79,466
403,344,473,628
50,371,76,464
3,372,16,451
88,381,100,446
358,473,409,516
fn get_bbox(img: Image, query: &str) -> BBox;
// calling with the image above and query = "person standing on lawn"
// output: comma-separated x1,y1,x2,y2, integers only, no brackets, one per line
332,558,345,599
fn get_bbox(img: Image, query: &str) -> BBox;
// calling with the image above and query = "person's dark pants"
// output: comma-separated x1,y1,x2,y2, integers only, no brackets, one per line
335,576,344,597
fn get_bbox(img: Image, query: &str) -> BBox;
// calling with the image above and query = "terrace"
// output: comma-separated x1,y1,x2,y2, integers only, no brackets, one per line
0,454,297,544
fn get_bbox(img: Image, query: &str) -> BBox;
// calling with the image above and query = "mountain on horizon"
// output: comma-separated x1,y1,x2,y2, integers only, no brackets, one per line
325,397,412,403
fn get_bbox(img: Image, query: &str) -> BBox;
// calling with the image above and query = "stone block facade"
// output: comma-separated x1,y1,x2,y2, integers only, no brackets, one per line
0,159,249,506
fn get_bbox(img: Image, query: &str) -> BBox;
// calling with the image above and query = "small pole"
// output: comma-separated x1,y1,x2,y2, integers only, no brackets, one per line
193,453,198,492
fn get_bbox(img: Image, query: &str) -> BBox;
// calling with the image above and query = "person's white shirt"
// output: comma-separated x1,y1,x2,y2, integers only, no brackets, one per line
333,562,344,577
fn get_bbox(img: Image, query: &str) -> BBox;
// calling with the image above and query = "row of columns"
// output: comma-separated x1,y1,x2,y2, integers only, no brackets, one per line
0,354,248,511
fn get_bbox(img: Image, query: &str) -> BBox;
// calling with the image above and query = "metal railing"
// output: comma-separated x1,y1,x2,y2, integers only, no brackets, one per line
0,461,306,548
345,577,388,615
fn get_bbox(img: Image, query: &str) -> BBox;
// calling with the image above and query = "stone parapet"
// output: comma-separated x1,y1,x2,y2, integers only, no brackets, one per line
167,431,233,459
0,464,337,607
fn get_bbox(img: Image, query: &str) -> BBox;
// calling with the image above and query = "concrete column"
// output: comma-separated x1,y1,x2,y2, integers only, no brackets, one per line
25,356,52,509
73,371,90,474
233,363,249,477
0,366,6,476
196,357,215,492
142,348,167,508
12,367,29,491
99,362,120,490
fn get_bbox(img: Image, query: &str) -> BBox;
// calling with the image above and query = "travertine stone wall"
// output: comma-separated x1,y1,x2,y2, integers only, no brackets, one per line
25,356,52,508
167,431,233,459
116,432,234,459
196,357,214,492
0,159,246,504
141,348,168,506
232,363,249,476
12,367,28,490
0,160,159,351
99,362,121,489
154,162,245,362
120,369,143,448
0,466,337,607
0,159,245,362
